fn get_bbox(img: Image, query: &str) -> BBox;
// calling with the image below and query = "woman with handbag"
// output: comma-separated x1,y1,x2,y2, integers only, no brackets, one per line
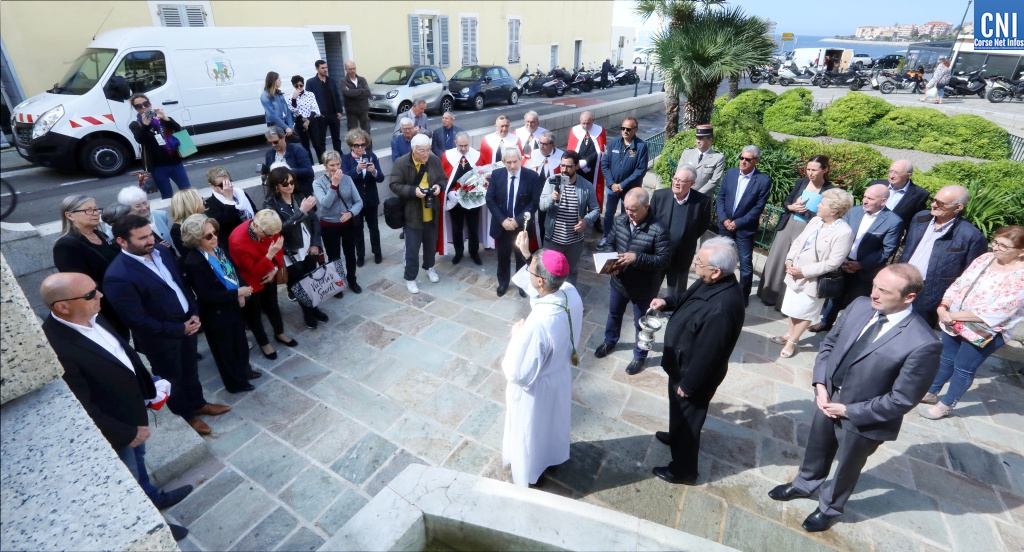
229,209,297,359
204,166,257,258
181,215,259,393
920,225,1024,419
342,129,384,266
920,56,952,104
773,188,854,358
263,167,330,329
315,150,364,294
128,93,191,199
757,156,835,310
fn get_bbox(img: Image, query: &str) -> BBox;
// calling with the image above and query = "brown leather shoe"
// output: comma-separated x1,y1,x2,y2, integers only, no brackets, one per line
808,323,831,333
195,403,231,416
187,417,211,435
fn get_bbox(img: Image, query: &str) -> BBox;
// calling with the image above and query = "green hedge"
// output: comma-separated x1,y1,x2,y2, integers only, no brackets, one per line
711,89,778,126
869,107,948,149
820,92,892,142
762,89,825,136
917,114,1012,160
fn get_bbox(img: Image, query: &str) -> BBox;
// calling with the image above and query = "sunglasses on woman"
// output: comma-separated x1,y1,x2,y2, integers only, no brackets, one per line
132,101,152,110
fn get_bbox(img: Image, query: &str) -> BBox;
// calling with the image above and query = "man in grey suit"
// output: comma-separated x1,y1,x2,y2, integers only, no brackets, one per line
768,264,942,532
811,184,904,332
675,125,725,195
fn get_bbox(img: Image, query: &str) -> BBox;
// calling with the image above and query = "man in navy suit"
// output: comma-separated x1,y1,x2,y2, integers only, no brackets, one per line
263,125,315,196
104,215,230,436
486,147,541,297
812,184,904,332
715,145,772,305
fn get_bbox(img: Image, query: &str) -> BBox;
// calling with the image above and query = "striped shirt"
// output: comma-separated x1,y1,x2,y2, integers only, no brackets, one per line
551,181,582,245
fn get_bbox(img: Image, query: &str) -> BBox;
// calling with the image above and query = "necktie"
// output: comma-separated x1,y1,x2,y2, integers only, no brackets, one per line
698,151,704,163
496,140,504,163
507,175,516,217
541,156,549,179
832,314,889,389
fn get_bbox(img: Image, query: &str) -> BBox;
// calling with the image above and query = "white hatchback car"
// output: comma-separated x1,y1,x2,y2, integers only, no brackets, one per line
368,65,454,119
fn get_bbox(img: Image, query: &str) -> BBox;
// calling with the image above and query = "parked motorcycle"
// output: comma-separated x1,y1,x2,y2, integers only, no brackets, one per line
748,65,773,84
614,67,639,85
877,67,925,94
848,70,872,91
778,63,822,86
819,68,867,88
986,75,1024,103
943,66,988,99
553,67,589,93
518,65,562,98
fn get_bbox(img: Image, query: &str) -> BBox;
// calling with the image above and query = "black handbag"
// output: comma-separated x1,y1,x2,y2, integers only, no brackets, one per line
812,228,845,299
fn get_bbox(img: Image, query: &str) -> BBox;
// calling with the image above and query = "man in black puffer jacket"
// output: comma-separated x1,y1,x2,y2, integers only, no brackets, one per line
594,187,671,375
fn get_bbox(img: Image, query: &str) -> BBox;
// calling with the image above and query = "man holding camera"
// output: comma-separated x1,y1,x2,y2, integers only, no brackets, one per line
390,134,446,294
538,151,600,285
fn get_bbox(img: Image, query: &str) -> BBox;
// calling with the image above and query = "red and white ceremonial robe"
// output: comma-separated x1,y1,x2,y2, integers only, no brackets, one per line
515,126,547,162
566,124,607,210
439,147,491,254
478,132,522,165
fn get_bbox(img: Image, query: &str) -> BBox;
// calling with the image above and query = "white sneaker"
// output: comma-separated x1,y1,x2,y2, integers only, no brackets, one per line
427,268,440,283
406,280,420,294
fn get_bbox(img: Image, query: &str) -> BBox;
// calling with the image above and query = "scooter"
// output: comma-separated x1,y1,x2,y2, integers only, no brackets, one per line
819,68,866,88
987,75,1024,103
943,66,988,99
553,67,588,93
778,63,821,86
878,66,925,94
614,66,639,85
848,70,872,91
518,65,562,98
748,65,773,83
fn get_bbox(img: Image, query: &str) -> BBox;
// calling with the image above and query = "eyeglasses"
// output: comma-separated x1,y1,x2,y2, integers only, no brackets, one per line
671,178,694,185
538,141,553,146
71,207,103,215
693,258,708,268
295,83,304,88
48,288,99,307
527,267,543,279
202,232,217,241
132,100,151,110
131,201,149,210
211,181,228,189
929,196,954,209
279,180,295,187
621,126,636,132
268,139,281,146
350,143,367,148
559,164,576,170
991,240,1016,251
739,156,757,162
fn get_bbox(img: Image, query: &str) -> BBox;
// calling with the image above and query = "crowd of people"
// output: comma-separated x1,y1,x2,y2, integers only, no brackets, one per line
41,99,1023,540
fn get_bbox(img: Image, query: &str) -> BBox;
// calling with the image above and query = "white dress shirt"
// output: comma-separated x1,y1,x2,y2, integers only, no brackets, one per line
733,170,753,213
122,248,190,312
848,210,880,261
858,305,914,341
885,184,908,211
52,313,135,373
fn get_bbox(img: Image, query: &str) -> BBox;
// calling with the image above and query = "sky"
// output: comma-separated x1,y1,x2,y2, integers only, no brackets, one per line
613,0,976,37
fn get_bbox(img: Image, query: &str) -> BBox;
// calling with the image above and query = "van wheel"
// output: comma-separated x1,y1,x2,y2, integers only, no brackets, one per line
440,96,454,113
472,94,485,111
397,101,413,115
79,137,130,177
508,89,519,105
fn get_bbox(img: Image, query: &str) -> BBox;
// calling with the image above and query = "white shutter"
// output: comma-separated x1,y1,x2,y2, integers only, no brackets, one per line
439,16,449,68
470,18,478,64
408,15,421,67
158,5,183,27
184,5,206,27
157,4,206,27
507,19,520,64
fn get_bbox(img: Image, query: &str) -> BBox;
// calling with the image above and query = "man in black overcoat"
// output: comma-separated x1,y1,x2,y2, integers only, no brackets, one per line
648,236,746,485
650,164,712,298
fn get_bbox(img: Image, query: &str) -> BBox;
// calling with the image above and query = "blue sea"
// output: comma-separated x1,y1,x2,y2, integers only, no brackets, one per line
774,35,909,59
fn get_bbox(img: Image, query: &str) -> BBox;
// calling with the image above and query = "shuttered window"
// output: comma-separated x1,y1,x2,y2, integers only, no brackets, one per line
409,14,449,68
158,4,207,27
461,17,478,66
408,15,421,66
507,18,521,64
438,15,449,67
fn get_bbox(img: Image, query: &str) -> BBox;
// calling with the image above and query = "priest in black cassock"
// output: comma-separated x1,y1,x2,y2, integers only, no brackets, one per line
650,165,713,298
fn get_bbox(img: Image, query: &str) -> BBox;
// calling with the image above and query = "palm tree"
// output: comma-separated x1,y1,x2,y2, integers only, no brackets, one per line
637,0,775,136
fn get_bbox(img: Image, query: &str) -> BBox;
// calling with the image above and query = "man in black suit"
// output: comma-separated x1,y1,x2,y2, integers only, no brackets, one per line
264,125,316,196
650,164,712,298
715,145,772,305
871,159,930,231
40,272,192,539
306,60,344,153
431,111,463,158
104,215,230,436
649,237,745,485
486,147,542,297
768,264,942,532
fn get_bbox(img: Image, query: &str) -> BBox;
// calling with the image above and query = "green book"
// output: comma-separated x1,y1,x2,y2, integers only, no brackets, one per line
172,130,198,158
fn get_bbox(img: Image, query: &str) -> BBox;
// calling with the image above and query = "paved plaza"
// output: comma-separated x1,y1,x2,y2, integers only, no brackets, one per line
161,220,1024,552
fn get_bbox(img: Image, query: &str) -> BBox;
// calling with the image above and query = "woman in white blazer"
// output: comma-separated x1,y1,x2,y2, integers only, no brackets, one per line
773,188,855,358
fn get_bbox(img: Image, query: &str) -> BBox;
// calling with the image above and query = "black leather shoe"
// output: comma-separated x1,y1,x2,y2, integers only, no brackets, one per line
157,484,193,509
334,290,345,299
594,342,614,358
274,336,299,347
169,523,189,541
313,309,329,323
452,254,462,265
304,313,318,329
226,383,255,393
399,231,405,239
768,483,811,501
808,323,831,333
518,287,527,298
802,508,841,532
626,358,645,375
350,282,363,294
652,466,697,485
375,253,383,264
357,258,365,267
655,431,671,445
247,367,263,379
262,349,278,360
471,254,483,265
497,285,508,297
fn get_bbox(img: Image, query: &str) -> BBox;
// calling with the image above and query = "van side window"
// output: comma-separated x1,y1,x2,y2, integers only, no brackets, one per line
114,51,168,94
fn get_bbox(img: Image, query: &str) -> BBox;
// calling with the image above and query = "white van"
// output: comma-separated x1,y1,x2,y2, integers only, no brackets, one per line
10,27,320,177
789,47,854,71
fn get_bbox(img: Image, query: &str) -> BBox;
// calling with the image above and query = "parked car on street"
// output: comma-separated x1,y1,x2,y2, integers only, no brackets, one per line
851,53,874,68
873,54,906,70
449,65,519,110
368,65,454,119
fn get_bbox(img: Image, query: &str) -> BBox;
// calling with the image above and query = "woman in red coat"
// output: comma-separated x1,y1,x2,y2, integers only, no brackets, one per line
229,209,298,359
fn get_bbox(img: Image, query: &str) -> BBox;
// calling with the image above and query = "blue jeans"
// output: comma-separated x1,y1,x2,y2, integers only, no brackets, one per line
116,442,161,504
604,285,653,360
719,226,754,305
602,191,624,240
151,163,191,199
928,331,1005,407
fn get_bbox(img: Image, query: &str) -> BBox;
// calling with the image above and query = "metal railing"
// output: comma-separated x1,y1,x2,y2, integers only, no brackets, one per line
645,130,666,161
755,205,786,250
1009,134,1024,163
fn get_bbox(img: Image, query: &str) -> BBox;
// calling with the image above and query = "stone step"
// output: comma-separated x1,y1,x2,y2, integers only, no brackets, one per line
146,405,212,488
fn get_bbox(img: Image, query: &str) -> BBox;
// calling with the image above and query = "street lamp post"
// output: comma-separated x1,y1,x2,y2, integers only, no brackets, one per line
950,0,973,59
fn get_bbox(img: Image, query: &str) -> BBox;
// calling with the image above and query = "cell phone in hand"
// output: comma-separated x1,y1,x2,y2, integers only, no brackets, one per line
143,109,157,119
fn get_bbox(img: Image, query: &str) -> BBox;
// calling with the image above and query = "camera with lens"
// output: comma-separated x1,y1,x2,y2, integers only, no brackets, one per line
143,109,158,119
423,186,436,209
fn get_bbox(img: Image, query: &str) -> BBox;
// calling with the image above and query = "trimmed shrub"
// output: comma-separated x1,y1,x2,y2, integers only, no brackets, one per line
917,114,1011,160
820,92,892,142
917,159,1024,193
763,89,825,136
869,107,948,149
712,89,778,126
975,159,1024,190
652,129,696,185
